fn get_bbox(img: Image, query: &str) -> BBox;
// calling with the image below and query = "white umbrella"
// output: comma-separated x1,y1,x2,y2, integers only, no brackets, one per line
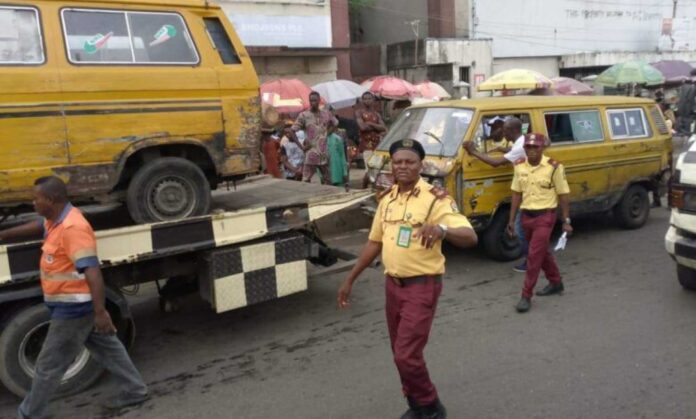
312,79,368,109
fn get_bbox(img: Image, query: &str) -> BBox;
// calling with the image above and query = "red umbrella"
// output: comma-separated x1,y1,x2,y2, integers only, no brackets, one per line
550,77,594,95
362,76,420,100
415,81,451,100
260,79,313,114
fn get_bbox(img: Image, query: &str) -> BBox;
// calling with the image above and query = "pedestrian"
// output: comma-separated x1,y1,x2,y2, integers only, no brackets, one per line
292,91,337,184
337,139,477,419
280,126,304,181
356,92,387,187
464,117,529,272
262,131,282,178
506,134,572,313
676,81,696,135
0,176,148,419
327,125,349,189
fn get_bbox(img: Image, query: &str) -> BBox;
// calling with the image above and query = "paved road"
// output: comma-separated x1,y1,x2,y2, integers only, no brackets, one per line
1,205,694,419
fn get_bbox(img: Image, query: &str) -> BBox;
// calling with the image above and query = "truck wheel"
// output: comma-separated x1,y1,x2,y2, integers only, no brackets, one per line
482,208,523,261
0,304,103,397
613,184,650,229
677,264,696,290
127,157,211,223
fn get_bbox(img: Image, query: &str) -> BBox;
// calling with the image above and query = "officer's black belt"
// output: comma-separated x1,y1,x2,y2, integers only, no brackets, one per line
388,275,442,287
521,208,556,217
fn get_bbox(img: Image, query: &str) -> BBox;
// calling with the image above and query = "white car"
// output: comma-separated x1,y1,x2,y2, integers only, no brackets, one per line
666,139,696,290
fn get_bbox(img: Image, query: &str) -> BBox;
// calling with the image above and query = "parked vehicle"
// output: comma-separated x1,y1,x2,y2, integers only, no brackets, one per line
0,0,261,223
367,96,673,260
666,141,696,290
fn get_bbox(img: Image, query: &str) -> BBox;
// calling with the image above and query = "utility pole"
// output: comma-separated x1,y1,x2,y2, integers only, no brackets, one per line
407,19,420,67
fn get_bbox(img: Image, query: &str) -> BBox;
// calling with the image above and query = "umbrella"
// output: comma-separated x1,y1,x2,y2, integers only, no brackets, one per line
415,81,451,100
595,60,665,87
477,69,553,91
651,60,694,84
361,76,420,100
550,77,594,95
312,79,367,109
260,78,313,114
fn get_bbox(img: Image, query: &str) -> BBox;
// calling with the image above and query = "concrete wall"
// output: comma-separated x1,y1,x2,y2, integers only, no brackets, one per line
253,56,338,85
473,0,696,58
354,0,428,44
560,50,696,69
493,57,560,77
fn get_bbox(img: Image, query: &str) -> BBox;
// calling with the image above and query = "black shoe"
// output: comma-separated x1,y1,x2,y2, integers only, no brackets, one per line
103,392,150,410
536,282,564,297
400,397,421,419
516,297,531,313
420,399,447,419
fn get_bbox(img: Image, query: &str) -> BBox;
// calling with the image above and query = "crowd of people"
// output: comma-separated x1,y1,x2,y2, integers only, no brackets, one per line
261,91,389,189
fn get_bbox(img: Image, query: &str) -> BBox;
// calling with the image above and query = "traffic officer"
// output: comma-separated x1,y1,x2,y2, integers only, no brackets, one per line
337,139,478,419
507,134,572,313
0,176,148,418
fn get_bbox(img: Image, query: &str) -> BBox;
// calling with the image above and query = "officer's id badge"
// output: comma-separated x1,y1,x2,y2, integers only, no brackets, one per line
45,254,54,264
397,225,412,248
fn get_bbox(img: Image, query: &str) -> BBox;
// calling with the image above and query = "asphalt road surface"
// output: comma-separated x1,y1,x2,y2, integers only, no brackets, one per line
1,203,694,419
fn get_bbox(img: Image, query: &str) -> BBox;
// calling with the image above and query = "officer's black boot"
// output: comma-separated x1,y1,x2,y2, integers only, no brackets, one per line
420,399,447,419
516,297,531,313
536,282,564,296
399,397,421,419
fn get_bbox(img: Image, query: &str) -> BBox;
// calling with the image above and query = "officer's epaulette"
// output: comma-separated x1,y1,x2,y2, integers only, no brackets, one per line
429,186,449,200
514,157,526,165
375,185,395,202
547,158,560,168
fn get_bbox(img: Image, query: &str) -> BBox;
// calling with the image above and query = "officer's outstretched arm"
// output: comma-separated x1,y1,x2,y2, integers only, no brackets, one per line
0,219,43,242
337,240,382,309
444,227,478,248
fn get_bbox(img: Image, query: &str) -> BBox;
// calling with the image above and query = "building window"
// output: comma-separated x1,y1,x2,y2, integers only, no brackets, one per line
204,18,240,65
459,66,470,85
427,64,451,82
0,6,45,65
607,108,650,140
545,110,604,144
62,8,199,65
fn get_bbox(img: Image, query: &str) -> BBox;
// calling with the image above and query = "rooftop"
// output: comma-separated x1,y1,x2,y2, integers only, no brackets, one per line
417,95,654,111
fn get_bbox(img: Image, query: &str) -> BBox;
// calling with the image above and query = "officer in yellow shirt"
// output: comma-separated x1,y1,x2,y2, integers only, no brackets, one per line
507,133,572,313
484,117,510,153
337,139,477,419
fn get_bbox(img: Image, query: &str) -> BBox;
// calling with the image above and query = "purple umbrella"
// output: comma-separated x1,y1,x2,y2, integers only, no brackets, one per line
651,60,694,84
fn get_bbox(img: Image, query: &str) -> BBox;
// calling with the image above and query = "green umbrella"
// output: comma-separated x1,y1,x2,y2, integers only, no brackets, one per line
595,60,665,87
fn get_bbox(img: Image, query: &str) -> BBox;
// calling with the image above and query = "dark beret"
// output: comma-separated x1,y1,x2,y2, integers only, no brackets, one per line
389,139,425,160
524,133,547,147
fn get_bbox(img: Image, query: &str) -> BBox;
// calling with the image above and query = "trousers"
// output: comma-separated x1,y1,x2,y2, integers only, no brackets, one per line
521,212,562,298
18,313,147,419
515,211,529,257
385,276,442,405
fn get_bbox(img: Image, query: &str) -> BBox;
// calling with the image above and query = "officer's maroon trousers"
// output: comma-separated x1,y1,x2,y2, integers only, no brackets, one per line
385,277,442,406
521,211,562,298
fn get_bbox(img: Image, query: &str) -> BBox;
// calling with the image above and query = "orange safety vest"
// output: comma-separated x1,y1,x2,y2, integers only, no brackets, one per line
40,205,98,304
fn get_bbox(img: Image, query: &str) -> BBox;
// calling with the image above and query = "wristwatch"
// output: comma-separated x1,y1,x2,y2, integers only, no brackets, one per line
438,223,448,238
563,217,571,225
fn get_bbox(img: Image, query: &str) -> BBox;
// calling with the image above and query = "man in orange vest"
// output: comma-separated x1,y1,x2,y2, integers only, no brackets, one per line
0,177,148,419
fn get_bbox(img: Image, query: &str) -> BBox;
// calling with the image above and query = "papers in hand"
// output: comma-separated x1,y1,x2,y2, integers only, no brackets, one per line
554,232,568,252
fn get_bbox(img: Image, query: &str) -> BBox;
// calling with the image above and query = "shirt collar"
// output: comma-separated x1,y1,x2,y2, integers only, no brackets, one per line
527,155,550,169
390,177,429,199
54,203,73,225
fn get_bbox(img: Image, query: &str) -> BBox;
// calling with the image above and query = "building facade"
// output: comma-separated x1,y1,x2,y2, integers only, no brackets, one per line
353,0,696,95
219,0,350,85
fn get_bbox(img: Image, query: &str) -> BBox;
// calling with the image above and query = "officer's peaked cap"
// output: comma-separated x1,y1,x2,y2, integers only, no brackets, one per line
389,139,426,160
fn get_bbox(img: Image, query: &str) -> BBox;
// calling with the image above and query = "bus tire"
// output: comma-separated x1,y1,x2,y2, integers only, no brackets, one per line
482,208,523,261
127,157,211,224
613,184,650,229
0,304,103,398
